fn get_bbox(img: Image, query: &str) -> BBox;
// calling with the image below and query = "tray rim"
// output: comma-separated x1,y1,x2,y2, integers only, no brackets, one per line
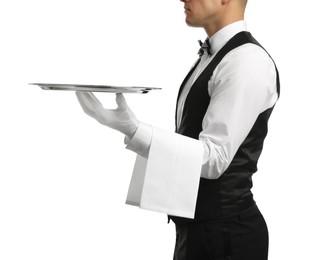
29,83,162,94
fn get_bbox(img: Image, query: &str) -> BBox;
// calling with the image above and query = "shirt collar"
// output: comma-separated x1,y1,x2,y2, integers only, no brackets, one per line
209,20,247,55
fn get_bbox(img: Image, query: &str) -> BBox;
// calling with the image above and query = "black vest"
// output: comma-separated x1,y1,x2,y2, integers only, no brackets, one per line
170,31,280,224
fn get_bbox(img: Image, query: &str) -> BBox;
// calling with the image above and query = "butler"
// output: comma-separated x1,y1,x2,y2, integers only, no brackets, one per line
76,0,280,259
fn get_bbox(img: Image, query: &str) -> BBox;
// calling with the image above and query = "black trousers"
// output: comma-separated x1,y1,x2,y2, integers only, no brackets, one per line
173,205,268,260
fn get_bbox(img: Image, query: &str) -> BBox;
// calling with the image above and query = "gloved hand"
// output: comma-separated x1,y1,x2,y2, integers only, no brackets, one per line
76,92,138,139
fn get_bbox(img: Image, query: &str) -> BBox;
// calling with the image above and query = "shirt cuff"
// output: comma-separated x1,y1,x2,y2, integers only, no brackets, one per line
125,121,152,158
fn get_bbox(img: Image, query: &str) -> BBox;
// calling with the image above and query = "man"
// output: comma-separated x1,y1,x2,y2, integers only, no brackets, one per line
76,0,280,259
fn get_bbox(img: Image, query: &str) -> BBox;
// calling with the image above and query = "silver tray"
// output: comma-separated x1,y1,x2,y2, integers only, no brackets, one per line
30,83,161,94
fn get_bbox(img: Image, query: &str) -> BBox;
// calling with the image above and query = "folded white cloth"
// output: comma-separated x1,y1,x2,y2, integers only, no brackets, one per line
126,126,203,219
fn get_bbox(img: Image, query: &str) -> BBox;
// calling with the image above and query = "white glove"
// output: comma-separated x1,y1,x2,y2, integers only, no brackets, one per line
76,92,138,139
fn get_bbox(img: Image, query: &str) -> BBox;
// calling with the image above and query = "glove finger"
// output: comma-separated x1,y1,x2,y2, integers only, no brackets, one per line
76,92,88,109
82,92,102,105
115,93,128,110
76,91,102,115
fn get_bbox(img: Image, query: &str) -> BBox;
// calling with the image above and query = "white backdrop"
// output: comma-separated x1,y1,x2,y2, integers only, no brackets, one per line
1,0,318,259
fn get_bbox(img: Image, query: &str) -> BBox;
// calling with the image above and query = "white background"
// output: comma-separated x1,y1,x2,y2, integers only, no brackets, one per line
1,0,318,259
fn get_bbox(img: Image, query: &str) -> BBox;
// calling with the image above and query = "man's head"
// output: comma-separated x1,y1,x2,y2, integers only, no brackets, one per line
180,0,247,37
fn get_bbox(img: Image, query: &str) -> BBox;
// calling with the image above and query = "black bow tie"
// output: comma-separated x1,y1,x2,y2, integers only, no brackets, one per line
198,39,212,57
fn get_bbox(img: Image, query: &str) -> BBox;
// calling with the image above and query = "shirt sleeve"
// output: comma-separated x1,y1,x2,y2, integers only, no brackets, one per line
125,121,153,158
199,44,278,178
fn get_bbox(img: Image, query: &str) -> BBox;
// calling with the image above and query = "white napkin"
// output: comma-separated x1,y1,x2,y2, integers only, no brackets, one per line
126,126,203,219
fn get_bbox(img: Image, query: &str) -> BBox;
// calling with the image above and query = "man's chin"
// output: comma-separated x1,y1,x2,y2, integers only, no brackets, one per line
185,16,202,27
185,19,201,28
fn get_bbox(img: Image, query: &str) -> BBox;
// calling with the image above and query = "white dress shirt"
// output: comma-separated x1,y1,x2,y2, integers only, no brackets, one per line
124,21,278,218
126,20,278,179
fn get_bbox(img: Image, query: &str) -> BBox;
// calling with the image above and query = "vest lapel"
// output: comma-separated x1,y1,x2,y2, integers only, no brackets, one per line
176,57,201,102
175,57,201,131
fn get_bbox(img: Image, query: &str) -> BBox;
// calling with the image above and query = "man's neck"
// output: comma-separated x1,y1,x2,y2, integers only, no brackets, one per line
204,15,244,38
